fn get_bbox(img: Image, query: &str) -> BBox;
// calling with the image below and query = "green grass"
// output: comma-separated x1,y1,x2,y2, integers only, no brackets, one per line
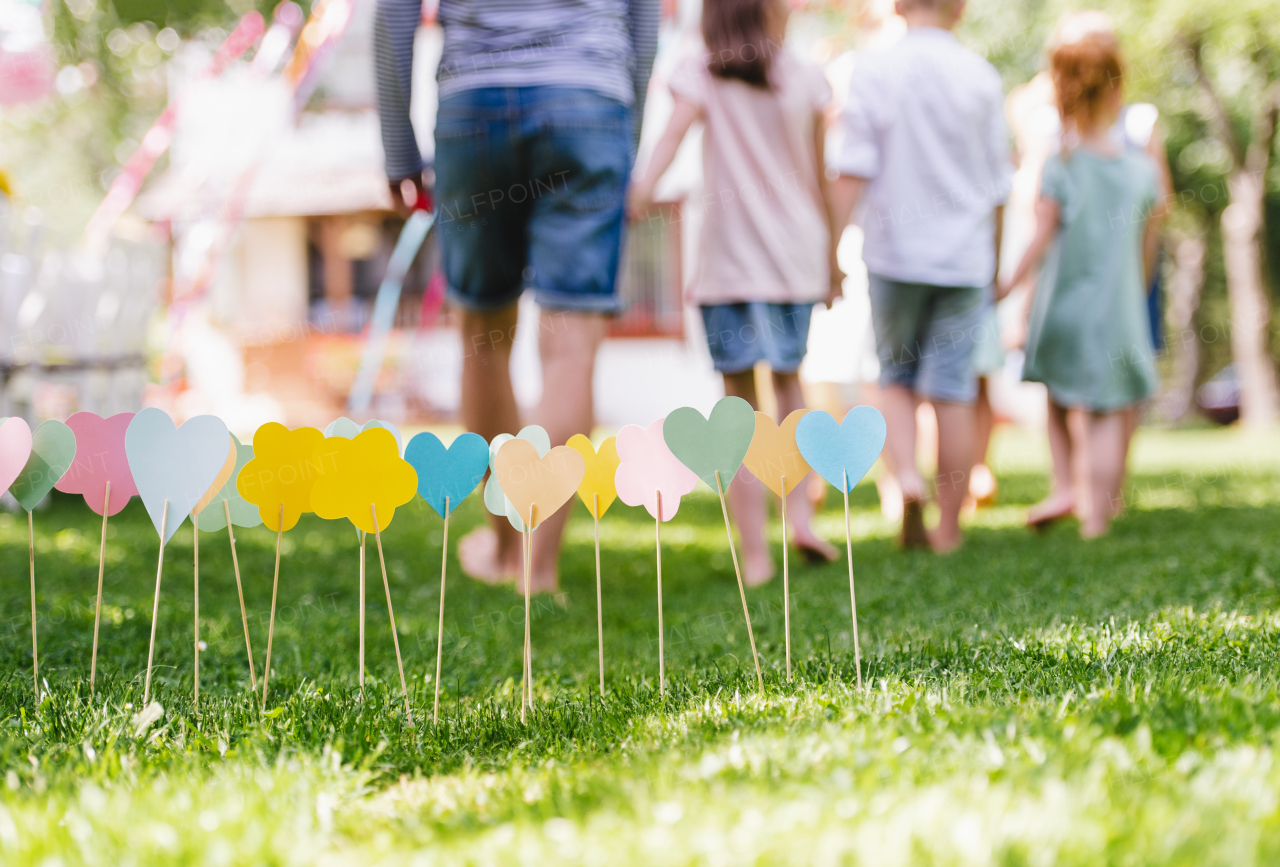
2,425,1280,865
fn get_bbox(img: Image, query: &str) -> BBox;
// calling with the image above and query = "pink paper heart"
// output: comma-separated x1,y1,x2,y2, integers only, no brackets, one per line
0,417,34,497
615,418,699,522
54,412,139,516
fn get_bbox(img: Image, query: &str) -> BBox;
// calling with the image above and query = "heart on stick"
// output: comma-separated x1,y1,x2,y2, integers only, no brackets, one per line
55,412,138,516
193,434,239,517
566,434,620,519
484,425,551,531
615,418,699,522
404,430,489,518
125,408,233,543
195,434,263,532
492,439,585,530
10,420,77,512
742,410,812,497
663,396,756,492
795,406,887,493
0,417,34,498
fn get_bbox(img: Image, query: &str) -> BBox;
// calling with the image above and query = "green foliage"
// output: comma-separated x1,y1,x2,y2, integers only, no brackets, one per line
2,427,1280,863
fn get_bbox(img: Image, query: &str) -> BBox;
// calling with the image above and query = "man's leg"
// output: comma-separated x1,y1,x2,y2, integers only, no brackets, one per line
929,400,973,552
457,304,524,582
527,309,608,593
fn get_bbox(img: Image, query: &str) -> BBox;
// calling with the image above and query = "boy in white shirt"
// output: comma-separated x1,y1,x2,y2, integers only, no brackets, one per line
832,0,1011,552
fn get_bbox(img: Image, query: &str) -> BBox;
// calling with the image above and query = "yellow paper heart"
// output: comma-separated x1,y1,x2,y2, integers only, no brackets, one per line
193,434,237,516
493,439,585,529
566,434,619,520
742,410,812,497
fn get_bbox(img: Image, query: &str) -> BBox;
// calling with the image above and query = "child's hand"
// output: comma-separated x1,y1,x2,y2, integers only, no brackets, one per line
626,183,654,221
824,266,845,308
995,277,1014,301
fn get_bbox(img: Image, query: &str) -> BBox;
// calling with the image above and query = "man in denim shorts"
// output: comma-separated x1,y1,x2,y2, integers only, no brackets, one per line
376,0,658,590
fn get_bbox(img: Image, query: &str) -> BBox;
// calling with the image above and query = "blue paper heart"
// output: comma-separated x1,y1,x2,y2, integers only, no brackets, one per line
125,408,232,543
794,406,887,493
404,431,489,518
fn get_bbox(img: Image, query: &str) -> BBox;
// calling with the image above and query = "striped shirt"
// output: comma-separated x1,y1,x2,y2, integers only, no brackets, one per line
375,0,660,181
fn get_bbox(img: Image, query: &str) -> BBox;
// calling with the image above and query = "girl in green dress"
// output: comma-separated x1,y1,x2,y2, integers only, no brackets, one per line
999,30,1164,538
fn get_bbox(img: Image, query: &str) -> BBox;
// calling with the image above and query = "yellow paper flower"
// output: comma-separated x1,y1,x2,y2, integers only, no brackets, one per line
310,428,418,533
236,423,326,531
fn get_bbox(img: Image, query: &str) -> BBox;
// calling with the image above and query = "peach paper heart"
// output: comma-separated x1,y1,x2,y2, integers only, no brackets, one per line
492,439,585,529
742,410,812,497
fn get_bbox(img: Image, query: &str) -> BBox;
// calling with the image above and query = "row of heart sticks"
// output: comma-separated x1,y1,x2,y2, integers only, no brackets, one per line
0,398,885,724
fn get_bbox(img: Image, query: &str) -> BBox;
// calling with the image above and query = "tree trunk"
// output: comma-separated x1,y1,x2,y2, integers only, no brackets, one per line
1157,231,1205,422
1222,166,1278,426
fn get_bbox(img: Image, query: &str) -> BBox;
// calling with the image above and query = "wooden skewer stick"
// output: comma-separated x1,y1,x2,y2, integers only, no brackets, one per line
371,504,413,725
28,510,38,699
523,505,536,718
359,529,366,695
594,493,604,698
781,473,791,683
90,482,110,694
520,523,529,723
193,509,200,715
433,496,449,725
843,469,862,689
261,503,284,710
225,499,256,691
143,500,169,706
714,470,763,690
656,490,664,696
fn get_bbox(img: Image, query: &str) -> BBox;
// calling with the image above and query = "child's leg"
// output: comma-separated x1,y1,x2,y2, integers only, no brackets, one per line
1027,397,1076,525
1081,410,1127,538
881,385,924,500
969,377,997,503
929,400,973,552
773,372,838,561
723,370,773,584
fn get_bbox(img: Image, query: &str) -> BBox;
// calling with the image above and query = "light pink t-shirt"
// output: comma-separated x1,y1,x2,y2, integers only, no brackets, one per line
669,50,832,305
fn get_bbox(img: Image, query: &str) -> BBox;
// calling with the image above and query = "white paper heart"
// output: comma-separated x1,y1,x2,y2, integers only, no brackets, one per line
125,408,232,543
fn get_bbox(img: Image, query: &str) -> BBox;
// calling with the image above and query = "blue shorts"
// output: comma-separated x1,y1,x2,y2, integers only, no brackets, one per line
433,87,632,312
700,302,813,375
868,273,985,404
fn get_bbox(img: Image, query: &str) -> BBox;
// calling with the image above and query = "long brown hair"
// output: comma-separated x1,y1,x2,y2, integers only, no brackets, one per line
1051,31,1123,129
702,0,779,89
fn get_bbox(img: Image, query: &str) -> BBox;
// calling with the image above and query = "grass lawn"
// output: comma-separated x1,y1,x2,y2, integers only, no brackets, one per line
2,424,1280,865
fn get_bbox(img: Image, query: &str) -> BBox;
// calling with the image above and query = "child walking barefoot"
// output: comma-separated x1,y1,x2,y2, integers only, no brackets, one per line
999,30,1163,538
629,0,840,584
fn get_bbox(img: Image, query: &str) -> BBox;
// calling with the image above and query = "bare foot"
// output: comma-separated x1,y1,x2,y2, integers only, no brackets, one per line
1080,518,1109,539
743,550,775,587
515,566,559,596
794,531,838,564
457,527,520,584
968,464,997,507
927,527,963,553
900,499,928,550
1026,492,1075,530
877,474,904,521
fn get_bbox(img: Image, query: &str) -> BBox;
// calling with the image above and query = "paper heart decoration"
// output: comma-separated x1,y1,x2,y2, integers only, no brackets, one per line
492,439,585,529
664,396,756,492
404,431,488,518
325,417,404,455
795,406,887,493
55,412,138,516
310,427,418,533
566,434,620,520
615,418,699,521
237,423,326,532
0,417,34,499
195,434,263,532
10,420,77,512
125,408,233,543
742,410,812,497
484,425,551,531
193,434,238,516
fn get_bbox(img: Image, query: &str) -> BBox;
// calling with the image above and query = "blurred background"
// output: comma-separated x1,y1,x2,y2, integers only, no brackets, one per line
0,0,1276,437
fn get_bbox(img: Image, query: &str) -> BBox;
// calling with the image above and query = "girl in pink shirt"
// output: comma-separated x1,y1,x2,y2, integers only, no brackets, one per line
629,0,841,583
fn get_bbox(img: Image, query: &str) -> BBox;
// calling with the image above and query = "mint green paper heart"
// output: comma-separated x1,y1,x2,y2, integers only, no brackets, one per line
663,396,756,492
11,420,77,512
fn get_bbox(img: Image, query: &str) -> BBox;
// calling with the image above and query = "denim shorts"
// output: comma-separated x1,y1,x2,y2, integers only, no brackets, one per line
868,273,985,404
700,302,813,375
433,87,632,312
